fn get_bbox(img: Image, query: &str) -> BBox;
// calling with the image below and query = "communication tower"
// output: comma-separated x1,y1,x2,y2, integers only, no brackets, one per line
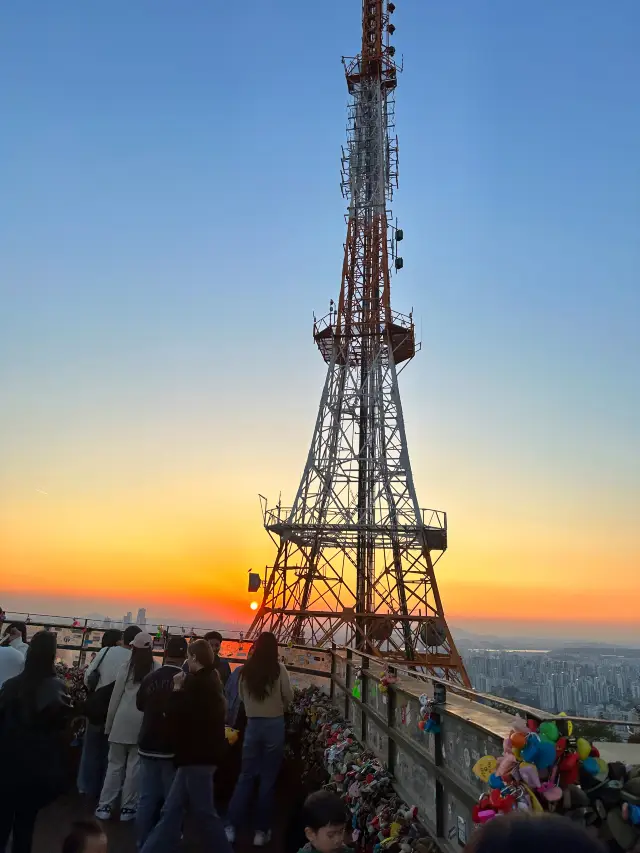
248,1,469,685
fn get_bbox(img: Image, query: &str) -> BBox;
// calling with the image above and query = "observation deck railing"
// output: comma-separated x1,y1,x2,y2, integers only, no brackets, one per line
4,614,640,853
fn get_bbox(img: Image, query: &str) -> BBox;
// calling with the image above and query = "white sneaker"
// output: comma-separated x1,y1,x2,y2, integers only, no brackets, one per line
94,805,113,820
225,826,236,844
120,807,137,822
253,830,272,847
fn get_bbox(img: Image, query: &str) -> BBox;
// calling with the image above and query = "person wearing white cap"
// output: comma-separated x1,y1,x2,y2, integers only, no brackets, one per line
95,631,159,823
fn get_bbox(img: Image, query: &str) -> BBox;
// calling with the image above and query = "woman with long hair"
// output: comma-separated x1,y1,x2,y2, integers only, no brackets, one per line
95,632,157,822
140,639,232,853
225,631,293,847
0,630,72,853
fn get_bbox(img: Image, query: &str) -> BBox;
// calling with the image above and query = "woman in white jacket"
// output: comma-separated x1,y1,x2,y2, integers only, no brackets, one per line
95,632,158,822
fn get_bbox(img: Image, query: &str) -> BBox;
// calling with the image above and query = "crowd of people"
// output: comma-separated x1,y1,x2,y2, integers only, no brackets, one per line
0,620,296,852
0,617,614,853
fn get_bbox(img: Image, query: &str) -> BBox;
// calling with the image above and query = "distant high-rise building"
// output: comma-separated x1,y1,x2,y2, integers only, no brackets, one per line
123,612,132,625
103,617,112,629
136,608,147,627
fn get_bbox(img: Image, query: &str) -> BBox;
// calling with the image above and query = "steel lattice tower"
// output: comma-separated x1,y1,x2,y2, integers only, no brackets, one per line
248,1,470,685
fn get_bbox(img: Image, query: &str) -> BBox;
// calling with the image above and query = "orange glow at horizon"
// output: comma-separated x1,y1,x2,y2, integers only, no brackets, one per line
1,409,639,637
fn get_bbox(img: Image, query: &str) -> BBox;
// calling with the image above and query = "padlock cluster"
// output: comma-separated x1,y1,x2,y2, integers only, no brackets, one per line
288,686,437,852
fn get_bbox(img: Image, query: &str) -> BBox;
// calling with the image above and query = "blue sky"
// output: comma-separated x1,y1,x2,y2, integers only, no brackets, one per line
1,1,639,634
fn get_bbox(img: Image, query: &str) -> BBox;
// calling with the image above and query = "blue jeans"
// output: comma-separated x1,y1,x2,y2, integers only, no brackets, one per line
135,757,176,850
77,722,109,797
139,765,232,853
227,716,285,833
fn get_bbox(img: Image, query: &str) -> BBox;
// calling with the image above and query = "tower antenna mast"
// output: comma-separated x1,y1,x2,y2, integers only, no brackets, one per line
248,1,469,685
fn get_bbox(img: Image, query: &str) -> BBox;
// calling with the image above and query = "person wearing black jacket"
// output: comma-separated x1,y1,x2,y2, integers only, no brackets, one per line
0,631,72,853
135,635,188,850
139,639,232,853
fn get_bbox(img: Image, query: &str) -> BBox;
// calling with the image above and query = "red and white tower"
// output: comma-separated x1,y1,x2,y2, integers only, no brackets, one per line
248,1,469,685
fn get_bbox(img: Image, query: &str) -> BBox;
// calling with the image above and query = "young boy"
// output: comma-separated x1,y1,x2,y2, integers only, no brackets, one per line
62,820,108,853
297,790,350,853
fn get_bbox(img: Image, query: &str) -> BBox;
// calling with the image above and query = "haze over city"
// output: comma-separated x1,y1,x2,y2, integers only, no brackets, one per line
1,0,639,641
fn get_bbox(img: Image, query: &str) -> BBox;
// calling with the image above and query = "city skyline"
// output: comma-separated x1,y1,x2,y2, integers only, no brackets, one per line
464,648,640,740
1,1,639,635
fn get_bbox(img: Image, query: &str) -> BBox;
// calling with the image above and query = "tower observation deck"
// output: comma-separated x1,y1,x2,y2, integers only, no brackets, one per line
248,1,469,686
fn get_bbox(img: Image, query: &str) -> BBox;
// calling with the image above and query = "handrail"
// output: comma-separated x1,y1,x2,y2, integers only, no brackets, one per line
333,646,640,729
3,613,637,730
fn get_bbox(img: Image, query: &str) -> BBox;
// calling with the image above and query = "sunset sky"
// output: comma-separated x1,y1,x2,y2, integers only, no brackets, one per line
1,1,639,641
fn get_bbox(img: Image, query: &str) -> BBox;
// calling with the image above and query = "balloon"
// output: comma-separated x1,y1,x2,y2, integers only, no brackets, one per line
535,741,557,769
510,731,527,750
577,738,592,761
583,757,599,775
522,735,540,763
473,756,498,783
539,721,560,743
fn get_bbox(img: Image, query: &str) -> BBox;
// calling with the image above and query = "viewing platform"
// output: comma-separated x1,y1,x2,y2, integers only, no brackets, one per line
261,500,448,552
5,616,640,852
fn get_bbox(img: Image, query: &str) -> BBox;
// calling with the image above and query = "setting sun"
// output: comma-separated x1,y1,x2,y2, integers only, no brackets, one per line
249,602,258,611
